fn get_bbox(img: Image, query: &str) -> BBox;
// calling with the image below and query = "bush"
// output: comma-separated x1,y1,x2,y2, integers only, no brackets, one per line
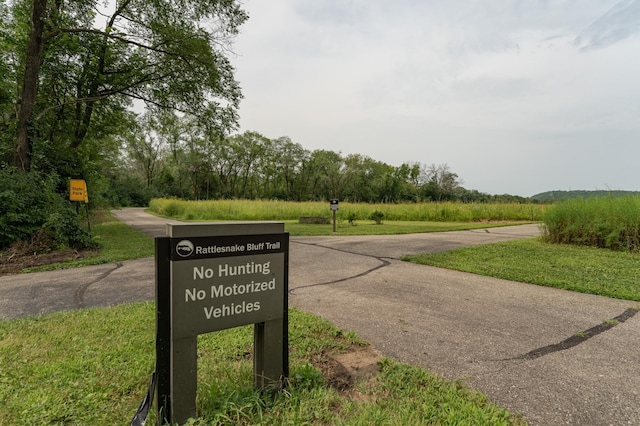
347,212,357,225
369,210,384,224
103,174,159,207
0,169,93,250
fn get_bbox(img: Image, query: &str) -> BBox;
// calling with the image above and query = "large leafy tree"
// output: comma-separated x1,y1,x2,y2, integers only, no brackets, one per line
3,0,247,172
0,0,246,249
421,163,463,201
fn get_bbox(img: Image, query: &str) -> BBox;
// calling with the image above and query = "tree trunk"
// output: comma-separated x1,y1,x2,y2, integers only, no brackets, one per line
15,0,48,172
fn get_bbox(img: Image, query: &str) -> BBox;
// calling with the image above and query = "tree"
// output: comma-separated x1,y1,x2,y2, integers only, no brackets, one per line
307,150,345,200
13,0,46,171
0,0,246,249
272,137,305,200
124,114,164,188
342,154,392,202
231,132,269,199
421,163,463,201
5,0,247,172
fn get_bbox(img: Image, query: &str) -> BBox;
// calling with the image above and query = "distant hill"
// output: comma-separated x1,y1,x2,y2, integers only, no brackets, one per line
531,190,640,202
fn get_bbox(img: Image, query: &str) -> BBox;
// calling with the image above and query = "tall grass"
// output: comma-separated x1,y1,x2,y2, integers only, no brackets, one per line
542,196,640,251
149,198,547,222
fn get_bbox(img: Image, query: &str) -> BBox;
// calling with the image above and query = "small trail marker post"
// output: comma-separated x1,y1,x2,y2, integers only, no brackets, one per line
155,222,289,425
330,199,339,232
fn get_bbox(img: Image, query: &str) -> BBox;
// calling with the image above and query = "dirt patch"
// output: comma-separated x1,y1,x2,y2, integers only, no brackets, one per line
0,243,92,276
311,344,384,400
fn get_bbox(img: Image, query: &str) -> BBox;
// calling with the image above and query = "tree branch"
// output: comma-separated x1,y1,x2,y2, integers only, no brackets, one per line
44,28,176,56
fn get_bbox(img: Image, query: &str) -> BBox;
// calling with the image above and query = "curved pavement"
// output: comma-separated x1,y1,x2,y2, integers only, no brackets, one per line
1,208,638,425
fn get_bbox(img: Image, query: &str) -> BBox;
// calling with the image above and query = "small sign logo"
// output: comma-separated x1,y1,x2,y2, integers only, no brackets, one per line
176,240,194,257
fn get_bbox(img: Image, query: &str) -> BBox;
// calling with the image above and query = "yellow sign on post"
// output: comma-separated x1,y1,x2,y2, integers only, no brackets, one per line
70,179,88,203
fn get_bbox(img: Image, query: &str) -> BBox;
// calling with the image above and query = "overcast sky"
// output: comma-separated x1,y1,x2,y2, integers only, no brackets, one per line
231,0,640,197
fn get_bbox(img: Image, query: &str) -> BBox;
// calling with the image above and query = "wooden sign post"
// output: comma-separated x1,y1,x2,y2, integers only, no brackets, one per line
155,222,289,425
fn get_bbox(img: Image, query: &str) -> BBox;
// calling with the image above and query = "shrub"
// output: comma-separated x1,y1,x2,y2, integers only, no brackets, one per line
369,210,384,225
103,174,159,207
0,169,92,250
347,212,357,225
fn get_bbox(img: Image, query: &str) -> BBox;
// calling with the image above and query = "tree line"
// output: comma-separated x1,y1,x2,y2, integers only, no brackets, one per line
117,112,530,206
531,190,640,202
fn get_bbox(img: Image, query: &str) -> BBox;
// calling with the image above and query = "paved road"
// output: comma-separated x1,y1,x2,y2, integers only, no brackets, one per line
1,208,639,425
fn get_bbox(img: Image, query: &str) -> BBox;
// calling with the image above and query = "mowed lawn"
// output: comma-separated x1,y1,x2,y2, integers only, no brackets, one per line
404,237,640,302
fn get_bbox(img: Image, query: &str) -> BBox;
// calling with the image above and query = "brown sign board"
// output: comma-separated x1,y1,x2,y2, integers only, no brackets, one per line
170,236,286,338
155,223,289,425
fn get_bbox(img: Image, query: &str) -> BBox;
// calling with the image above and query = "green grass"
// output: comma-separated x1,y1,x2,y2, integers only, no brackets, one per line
404,238,640,301
281,220,523,236
0,305,522,425
149,198,547,222
23,211,154,273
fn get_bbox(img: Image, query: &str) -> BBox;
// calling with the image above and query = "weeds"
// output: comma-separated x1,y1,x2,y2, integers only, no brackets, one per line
542,196,640,252
369,210,384,224
149,198,547,223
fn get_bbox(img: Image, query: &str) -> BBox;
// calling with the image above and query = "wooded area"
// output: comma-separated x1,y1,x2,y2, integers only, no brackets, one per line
0,0,248,248
117,116,514,205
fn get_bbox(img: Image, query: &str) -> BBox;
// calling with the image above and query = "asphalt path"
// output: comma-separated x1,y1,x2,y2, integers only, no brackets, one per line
1,208,638,425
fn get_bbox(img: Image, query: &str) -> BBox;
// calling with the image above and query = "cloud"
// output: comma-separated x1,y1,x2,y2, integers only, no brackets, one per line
574,0,640,50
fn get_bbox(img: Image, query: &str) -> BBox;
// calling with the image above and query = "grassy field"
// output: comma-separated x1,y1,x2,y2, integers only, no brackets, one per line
147,198,539,237
245,219,524,236
0,305,522,425
542,195,640,251
149,198,547,222
404,238,640,301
